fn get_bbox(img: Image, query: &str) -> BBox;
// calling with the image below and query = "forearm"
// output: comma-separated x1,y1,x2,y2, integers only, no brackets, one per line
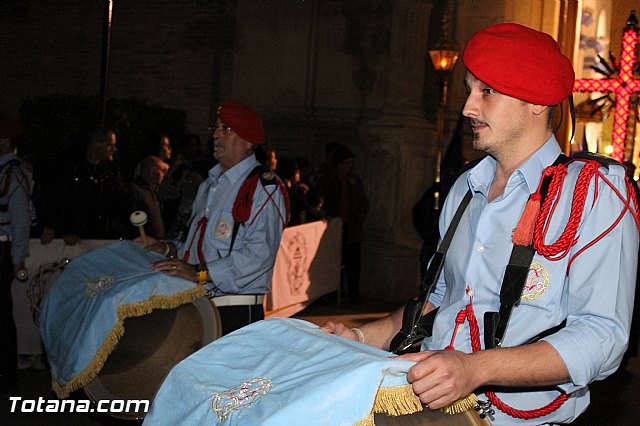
470,341,570,388
356,301,438,351
357,308,403,350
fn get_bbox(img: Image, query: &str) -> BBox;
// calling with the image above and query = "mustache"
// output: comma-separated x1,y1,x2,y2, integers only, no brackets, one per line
214,139,224,149
470,119,487,127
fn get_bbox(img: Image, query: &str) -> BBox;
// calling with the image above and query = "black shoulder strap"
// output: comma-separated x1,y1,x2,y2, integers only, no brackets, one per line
390,189,472,354
485,154,570,349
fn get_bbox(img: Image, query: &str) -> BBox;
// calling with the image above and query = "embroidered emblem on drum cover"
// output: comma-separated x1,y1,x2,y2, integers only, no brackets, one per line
521,261,549,301
214,220,232,240
286,232,307,296
86,275,114,297
211,378,272,420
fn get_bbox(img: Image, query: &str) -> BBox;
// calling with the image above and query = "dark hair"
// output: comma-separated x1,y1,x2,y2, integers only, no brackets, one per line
276,157,299,181
547,105,558,129
88,126,115,148
255,145,276,168
333,145,354,165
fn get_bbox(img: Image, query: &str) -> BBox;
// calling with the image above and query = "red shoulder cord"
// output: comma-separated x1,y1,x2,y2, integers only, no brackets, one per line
449,288,568,420
450,160,640,420
235,174,290,228
182,174,290,263
531,158,640,269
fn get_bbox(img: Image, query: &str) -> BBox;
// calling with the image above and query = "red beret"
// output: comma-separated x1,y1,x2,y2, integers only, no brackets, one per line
462,23,575,106
0,114,22,139
217,101,265,145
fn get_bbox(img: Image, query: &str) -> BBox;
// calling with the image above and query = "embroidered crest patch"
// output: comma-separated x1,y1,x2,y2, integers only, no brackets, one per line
521,261,549,301
86,275,114,297
211,378,272,420
214,220,232,240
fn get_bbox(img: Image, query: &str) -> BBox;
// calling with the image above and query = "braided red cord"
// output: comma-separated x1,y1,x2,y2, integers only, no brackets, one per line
233,174,259,225
446,159,640,420
449,294,568,420
534,160,640,263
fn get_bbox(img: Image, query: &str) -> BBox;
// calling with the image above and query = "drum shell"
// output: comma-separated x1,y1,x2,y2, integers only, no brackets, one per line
84,297,221,420
374,407,491,425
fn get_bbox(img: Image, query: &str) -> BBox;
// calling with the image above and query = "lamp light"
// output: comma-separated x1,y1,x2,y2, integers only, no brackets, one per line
429,38,459,209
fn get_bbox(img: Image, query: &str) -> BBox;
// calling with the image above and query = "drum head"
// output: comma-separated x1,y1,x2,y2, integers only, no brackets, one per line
84,297,221,420
374,407,491,425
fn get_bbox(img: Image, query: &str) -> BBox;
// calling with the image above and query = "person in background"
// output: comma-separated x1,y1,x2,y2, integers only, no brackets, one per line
130,155,170,239
40,127,127,244
0,115,31,394
256,144,278,172
277,157,310,226
317,144,369,304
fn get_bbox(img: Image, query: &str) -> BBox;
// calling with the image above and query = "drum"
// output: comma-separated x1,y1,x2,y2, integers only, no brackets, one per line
144,318,491,425
374,407,490,425
84,297,222,420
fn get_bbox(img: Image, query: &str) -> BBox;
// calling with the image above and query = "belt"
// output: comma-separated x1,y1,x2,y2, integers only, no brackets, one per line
211,294,264,307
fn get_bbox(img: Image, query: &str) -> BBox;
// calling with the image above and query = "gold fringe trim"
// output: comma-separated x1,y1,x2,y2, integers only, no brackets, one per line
371,384,423,416
353,413,375,426
51,285,207,399
443,393,478,415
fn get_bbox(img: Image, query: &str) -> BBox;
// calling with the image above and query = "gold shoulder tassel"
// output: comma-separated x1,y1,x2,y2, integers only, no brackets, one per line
443,393,478,415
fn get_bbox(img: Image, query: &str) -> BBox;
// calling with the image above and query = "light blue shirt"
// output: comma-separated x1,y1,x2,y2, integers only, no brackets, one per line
0,153,31,265
425,137,639,425
178,154,287,295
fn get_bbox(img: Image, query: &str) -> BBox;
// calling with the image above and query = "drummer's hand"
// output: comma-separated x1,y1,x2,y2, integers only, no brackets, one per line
151,258,197,282
397,350,479,410
319,321,360,342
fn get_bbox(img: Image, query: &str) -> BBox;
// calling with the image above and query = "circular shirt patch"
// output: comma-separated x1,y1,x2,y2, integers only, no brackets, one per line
214,220,233,240
521,261,549,301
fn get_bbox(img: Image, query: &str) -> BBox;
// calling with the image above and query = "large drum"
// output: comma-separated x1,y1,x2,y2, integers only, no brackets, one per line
143,318,492,425
375,408,490,425
40,241,222,421
84,297,222,420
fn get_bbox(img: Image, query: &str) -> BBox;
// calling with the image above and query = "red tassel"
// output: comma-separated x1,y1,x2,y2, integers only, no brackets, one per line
512,193,541,246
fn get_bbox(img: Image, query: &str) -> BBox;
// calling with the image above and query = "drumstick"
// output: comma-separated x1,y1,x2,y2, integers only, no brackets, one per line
130,210,149,246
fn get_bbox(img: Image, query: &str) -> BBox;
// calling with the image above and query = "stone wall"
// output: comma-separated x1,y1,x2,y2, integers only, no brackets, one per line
1,0,536,305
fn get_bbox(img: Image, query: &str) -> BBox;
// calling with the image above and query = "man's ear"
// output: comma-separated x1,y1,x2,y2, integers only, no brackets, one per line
532,104,549,116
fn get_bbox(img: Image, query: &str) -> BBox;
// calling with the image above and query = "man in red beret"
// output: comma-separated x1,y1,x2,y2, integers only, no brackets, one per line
147,101,289,335
0,115,31,394
323,23,639,424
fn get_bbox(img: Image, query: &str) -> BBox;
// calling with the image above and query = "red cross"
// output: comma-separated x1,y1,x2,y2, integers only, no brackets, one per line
573,12,639,161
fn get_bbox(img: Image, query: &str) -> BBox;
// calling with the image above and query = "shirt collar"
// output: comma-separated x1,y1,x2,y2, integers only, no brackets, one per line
209,153,259,185
468,135,562,197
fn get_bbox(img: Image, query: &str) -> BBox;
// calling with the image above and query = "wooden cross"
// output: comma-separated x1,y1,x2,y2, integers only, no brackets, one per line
573,11,639,161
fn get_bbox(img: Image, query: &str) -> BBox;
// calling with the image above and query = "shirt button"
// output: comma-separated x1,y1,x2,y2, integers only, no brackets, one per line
477,245,485,252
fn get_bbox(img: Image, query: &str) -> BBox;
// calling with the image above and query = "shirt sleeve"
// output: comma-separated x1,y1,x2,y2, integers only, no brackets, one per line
543,167,639,391
206,183,287,293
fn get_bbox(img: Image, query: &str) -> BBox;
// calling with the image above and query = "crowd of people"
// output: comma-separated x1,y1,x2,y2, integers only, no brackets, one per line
3,20,640,425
